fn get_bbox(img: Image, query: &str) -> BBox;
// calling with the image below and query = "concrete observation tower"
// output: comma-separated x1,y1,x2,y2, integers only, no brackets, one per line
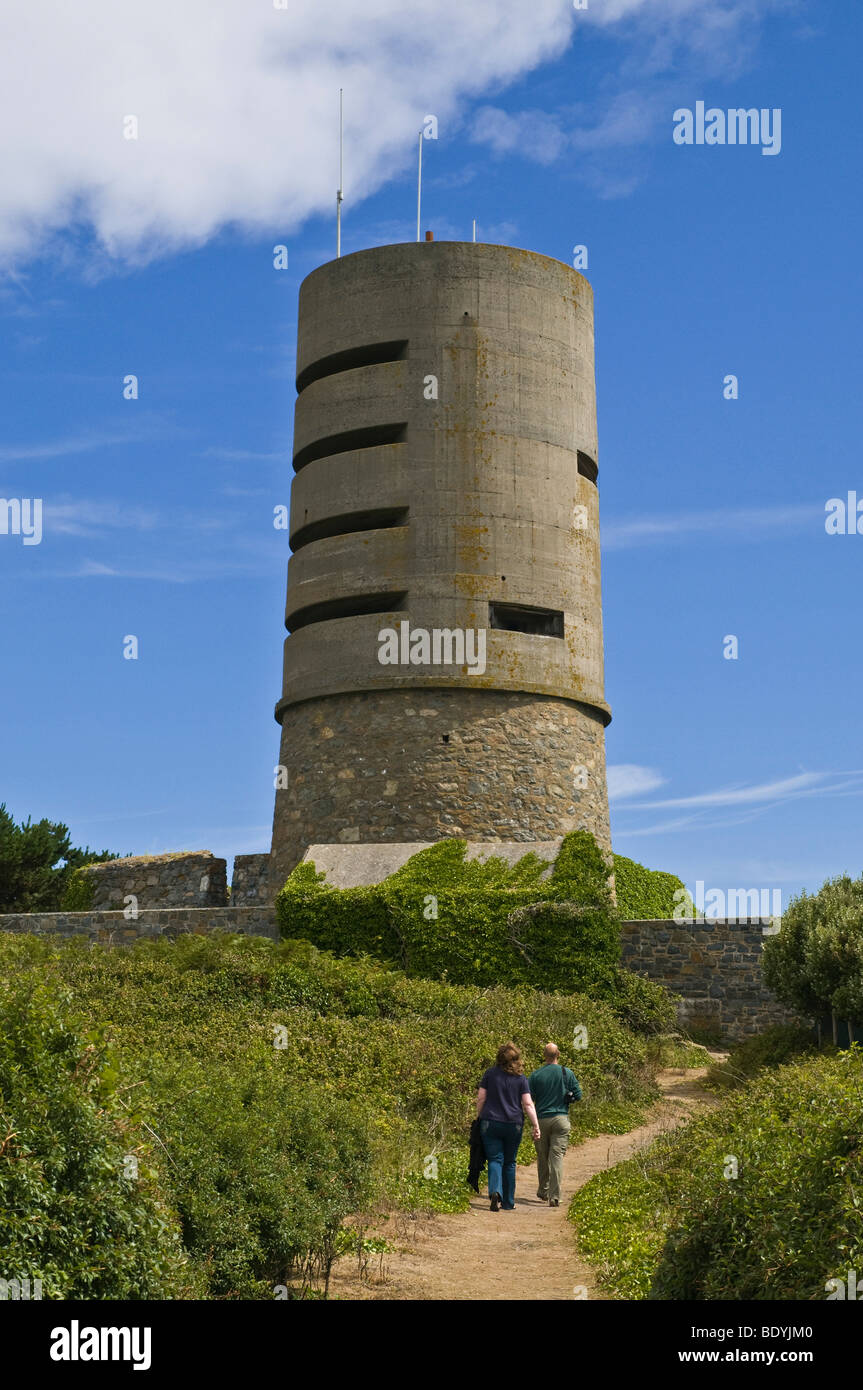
270,240,612,885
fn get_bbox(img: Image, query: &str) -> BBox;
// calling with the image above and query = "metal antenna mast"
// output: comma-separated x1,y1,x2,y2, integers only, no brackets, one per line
336,88,343,258
416,129,423,242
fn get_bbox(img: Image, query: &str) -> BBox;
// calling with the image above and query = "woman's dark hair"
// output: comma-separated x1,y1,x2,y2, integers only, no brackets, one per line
495,1042,523,1076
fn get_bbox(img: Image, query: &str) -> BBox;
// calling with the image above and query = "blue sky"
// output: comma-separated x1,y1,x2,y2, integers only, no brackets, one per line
1,0,860,909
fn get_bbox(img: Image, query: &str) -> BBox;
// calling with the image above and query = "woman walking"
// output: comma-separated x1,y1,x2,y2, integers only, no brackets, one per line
476,1042,541,1211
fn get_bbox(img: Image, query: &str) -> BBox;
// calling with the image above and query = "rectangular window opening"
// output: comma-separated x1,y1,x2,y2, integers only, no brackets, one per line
577,451,598,484
489,601,564,639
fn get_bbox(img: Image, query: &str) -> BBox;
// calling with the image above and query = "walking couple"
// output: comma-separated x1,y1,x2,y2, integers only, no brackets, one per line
475,1041,582,1211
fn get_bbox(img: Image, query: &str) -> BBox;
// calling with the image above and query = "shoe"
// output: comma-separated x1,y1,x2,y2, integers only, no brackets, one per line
549,1198,560,1207
537,1191,548,1201
502,1204,515,1210
490,1192,501,1212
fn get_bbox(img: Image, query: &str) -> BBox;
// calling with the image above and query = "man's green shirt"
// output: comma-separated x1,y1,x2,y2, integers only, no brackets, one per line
528,1062,582,1118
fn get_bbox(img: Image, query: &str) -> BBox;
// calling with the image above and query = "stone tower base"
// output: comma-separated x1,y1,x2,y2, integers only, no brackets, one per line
270,687,610,891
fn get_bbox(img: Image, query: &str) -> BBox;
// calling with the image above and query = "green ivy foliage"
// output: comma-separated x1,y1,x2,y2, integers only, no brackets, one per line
612,853,693,921
59,866,95,911
276,831,620,991
275,834,680,1029
570,1045,863,1300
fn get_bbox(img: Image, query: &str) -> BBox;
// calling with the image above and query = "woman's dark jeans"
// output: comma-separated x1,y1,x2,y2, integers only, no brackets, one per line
480,1118,523,1209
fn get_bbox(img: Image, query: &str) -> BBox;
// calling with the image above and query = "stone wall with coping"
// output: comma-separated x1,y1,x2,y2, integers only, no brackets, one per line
79,852,227,910
0,906,277,943
0,901,797,1041
620,917,800,1041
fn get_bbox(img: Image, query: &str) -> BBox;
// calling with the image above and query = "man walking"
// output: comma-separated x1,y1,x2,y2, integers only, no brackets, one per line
528,1042,582,1207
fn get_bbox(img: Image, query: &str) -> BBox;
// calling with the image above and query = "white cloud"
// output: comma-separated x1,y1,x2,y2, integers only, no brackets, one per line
607,763,666,799
0,0,797,267
0,0,574,268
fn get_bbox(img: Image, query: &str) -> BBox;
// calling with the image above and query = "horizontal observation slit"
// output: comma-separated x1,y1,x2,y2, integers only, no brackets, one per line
293,423,407,473
291,507,409,553
577,451,598,484
296,340,408,394
489,602,565,639
287,591,408,633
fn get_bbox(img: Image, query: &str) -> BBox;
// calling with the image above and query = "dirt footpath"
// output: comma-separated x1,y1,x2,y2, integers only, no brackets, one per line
329,1062,723,1301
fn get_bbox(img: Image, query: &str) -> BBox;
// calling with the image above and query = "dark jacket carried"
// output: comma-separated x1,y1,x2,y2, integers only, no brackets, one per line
467,1118,487,1192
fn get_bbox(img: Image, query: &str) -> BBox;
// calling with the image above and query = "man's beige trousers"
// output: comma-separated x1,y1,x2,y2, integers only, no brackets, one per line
535,1114,570,1203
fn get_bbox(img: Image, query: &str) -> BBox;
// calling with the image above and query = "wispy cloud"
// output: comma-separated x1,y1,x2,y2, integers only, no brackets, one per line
608,763,666,800
44,499,160,535
603,503,821,550
614,770,863,836
0,431,138,463
470,107,570,165
202,447,288,463
628,772,824,811
469,1,797,195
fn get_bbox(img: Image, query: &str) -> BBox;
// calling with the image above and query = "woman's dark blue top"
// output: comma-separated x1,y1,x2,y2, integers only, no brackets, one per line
479,1066,530,1124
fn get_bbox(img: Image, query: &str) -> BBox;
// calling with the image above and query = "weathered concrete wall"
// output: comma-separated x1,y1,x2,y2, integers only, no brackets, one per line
300,838,561,890
271,689,610,886
0,906,277,943
278,241,607,712
79,852,227,909
230,853,272,906
620,918,800,1041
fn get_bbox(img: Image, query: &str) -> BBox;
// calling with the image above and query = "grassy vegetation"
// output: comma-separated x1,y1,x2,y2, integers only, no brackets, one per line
705,1023,818,1093
569,1036,863,1300
0,930,666,1299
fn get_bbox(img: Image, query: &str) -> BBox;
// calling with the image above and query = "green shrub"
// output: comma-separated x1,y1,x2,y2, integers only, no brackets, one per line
0,979,195,1299
612,854,693,920
59,866,95,910
706,1023,817,1092
0,802,120,913
610,967,679,1035
0,929,664,1296
763,874,863,1038
571,1047,863,1300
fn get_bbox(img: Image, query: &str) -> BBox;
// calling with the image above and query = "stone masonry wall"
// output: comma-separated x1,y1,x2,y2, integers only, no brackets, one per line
271,687,611,888
0,906,277,944
0,904,796,1040
80,852,227,910
230,853,272,906
621,918,801,1041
